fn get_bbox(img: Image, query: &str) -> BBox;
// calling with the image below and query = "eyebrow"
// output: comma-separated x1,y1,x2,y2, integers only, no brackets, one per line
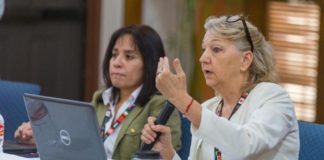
124,50,136,54
112,48,136,52
202,39,221,46
203,38,221,43
210,39,221,42
113,49,140,57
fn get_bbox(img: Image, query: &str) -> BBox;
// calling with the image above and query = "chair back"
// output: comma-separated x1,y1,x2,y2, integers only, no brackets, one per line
177,113,192,159
298,120,324,160
0,80,41,141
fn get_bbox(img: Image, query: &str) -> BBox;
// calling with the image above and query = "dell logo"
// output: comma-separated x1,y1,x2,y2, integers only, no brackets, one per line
60,129,71,146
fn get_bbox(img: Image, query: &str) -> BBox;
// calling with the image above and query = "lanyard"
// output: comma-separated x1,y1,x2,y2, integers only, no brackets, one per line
214,91,249,160
100,104,136,141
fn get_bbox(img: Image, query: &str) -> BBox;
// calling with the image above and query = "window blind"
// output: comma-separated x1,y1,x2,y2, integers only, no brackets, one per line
267,1,320,121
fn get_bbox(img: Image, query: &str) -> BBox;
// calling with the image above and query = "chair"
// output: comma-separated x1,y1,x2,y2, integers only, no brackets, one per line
0,80,41,141
298,120,324,160
177,113,192,159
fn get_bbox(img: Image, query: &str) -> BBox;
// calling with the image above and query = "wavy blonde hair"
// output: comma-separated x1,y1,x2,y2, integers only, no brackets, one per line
204,15,278,88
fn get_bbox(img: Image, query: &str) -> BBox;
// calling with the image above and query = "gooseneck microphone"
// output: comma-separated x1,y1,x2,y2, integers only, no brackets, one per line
141,101,175,151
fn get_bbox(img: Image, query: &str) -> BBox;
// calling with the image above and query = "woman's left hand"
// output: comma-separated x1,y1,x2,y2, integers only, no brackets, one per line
156,57,188,104
141,116,175,159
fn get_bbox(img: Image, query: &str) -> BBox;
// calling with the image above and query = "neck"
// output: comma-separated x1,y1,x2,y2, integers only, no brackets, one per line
115,88,134,112
221,87,243,110
119,90,132,103
217,74,249,109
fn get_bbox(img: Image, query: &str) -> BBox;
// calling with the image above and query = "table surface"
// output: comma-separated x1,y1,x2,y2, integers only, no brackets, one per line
0,152,40,160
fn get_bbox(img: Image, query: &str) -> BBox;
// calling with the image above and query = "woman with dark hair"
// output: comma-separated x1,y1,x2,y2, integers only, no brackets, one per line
92,25,181,159
15,25,181,159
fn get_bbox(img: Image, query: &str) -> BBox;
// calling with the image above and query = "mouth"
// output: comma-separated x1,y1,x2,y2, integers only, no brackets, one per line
203,69,213,75
110,72,125,78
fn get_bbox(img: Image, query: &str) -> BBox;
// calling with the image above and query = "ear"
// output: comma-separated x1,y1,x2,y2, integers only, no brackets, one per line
240,51,253,72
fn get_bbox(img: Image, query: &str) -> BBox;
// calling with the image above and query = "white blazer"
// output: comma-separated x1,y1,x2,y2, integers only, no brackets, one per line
174,82,299,160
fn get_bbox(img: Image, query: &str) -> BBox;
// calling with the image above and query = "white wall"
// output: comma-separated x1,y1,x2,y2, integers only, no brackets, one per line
142,0,194,83
142,0,178,52
98,0,124,87
98,0,194,87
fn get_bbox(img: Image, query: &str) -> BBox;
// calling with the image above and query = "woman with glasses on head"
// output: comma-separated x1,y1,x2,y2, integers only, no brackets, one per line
141,15,299,160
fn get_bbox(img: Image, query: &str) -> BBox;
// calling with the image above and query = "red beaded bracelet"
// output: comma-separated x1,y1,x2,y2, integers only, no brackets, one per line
184,97,194,114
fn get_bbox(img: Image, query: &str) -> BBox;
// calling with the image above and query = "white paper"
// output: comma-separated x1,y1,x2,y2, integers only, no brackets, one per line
0,152,36,160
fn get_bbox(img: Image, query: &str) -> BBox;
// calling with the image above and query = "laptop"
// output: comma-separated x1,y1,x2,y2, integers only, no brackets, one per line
23,93,107,160
3,140,37,156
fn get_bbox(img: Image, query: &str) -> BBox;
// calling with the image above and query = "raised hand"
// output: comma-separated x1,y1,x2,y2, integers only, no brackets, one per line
156,57,188,104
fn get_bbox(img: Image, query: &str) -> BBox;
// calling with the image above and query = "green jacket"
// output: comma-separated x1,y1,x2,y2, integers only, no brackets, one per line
91,89,182,160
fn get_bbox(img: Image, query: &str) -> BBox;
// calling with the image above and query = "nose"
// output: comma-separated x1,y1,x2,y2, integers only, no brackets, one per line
112,55,123,67
199,49,210,64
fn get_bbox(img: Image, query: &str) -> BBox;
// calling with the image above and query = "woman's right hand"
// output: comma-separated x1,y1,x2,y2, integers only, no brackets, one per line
14,122,35,145
141,116,175,160
156,57,188,104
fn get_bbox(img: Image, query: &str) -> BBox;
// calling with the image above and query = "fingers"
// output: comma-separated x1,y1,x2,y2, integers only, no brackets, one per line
15,122,33,143
141,115,174,159
157,57,163,74
141,116,171,144
157,57,170,75
147,117,171,135
152,124,171,135
147,116,156,125
162,57,170,72
157,57,184,76
15,122,26,138
141,116,157,144
141,123,157,144
23,129,33,138
141,124,171,144
173,58,185,75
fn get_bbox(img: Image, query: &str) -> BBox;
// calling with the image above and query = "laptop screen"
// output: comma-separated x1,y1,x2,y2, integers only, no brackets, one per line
23,94,106,160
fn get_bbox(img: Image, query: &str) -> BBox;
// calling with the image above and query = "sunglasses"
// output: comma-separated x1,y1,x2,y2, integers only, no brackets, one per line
226,15,254,52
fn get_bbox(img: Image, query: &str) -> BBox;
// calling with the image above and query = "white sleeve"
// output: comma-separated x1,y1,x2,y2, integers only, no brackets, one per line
172,153,181,160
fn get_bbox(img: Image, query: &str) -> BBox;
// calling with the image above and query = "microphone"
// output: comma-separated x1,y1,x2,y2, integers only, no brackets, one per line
140,101,175,151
